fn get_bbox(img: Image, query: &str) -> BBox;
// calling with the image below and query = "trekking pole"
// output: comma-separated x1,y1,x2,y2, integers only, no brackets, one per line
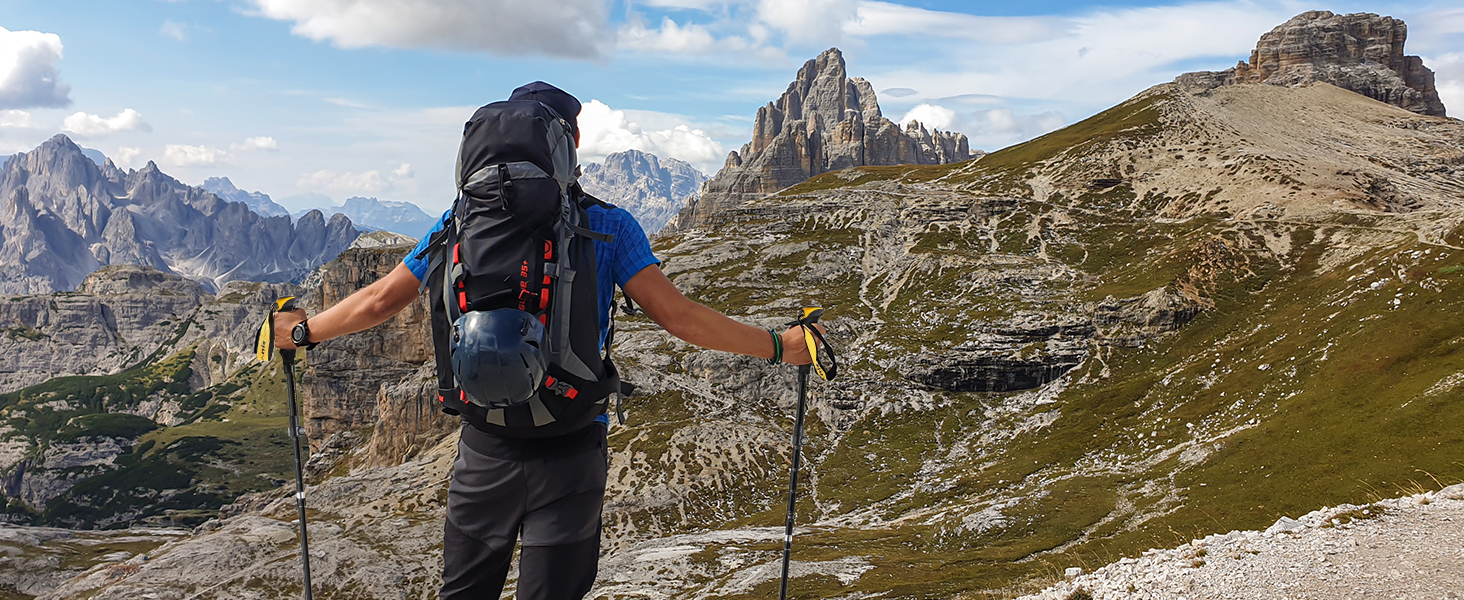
255,297,314,600
778,307,838,600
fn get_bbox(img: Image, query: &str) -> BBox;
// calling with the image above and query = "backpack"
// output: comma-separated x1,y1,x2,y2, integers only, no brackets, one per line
416,99,623,438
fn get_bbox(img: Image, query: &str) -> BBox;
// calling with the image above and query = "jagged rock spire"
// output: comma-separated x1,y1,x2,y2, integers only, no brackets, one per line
667,48,974,233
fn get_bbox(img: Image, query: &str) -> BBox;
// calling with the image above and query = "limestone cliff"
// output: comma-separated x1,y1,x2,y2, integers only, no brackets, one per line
1177,11,1447,116
0,266,283,393
299,243,456,464
668,47,973,232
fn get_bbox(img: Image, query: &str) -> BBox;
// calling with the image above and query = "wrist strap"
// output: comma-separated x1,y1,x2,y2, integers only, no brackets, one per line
765,329,782,365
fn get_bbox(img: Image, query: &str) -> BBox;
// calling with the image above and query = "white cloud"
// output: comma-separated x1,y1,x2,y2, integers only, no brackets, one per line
1427,52,1463,118
0,27,71,109
165,144,228,167
848,1,1066,44
577,100,724,173
977,108,1065,137
755,0,856,45
233,136,278,151
248,0,608,58
298,169,387,194
0,109,31,128
619,17,732,53
393,162,413,177
115,147,142,168
323,97,370,109
896,102,1064,150
899,104,957,131
160,21,188,41
62,109,151,137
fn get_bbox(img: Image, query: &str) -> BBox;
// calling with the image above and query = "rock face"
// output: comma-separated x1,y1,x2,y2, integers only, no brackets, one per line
580,149,707,233
0,135,360,293
299,243,455,455
668,47,974,232
200,176,290,218
0,266,213,393
1177,11,1446,116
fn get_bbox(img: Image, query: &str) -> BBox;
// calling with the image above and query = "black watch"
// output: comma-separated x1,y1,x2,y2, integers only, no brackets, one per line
291,319,319,350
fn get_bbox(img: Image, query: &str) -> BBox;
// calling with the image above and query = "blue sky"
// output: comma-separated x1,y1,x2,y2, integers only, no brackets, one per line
0,0,1460,215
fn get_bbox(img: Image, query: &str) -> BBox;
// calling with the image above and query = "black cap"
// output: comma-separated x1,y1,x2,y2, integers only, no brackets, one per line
509,81,581,136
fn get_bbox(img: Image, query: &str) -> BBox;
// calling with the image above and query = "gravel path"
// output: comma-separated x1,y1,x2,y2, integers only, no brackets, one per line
1021,484,1464,599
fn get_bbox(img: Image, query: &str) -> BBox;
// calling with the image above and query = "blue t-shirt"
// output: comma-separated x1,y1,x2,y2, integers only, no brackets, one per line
403,204,661,351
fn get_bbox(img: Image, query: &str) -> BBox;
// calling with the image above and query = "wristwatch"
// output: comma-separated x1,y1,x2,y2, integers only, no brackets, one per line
291,319,320,350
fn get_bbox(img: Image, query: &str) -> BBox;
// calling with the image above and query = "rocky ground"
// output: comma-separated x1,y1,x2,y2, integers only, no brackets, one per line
1021,484,1464,599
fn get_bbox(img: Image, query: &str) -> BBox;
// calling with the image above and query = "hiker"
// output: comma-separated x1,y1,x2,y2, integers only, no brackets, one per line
273,81,820,600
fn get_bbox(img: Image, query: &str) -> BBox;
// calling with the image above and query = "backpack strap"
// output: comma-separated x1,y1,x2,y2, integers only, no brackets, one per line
416,225,452,294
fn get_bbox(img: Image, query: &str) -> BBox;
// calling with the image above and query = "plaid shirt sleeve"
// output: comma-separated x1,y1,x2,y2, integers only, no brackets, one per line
609,208,661,287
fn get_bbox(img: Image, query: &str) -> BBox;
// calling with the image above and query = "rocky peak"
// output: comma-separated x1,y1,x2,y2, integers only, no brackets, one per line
580,149,707,233
1177,11,1446,116
666,47,974,233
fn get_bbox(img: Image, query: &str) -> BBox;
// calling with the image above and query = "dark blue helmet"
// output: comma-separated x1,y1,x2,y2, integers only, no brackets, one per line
451,309,549,409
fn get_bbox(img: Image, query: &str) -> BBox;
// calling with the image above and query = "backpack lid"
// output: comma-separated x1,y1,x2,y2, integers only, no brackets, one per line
456,100,577,193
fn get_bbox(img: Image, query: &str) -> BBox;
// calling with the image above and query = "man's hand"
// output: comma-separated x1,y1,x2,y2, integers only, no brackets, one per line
274,309,306,350
779,324,825,366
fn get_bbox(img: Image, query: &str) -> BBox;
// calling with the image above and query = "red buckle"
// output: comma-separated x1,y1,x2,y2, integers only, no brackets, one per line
458,291,468,312
544,376,578,399
543,241,553,260
453,243,460,264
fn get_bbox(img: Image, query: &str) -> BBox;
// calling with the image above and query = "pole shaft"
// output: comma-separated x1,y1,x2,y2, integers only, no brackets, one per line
282,353,313,600
779,364,811,600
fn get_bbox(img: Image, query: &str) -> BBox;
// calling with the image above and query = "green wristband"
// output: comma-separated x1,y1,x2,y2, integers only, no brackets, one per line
766,329,782,365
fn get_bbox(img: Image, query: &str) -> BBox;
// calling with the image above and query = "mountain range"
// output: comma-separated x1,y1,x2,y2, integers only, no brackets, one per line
3,10,1462,600
0,136,359,293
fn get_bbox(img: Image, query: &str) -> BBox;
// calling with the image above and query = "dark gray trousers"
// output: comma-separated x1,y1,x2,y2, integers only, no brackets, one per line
440,422,608,600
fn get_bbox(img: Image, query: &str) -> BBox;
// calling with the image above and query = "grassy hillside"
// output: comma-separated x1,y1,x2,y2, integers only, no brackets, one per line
1,350,294,529
629,101,1464,595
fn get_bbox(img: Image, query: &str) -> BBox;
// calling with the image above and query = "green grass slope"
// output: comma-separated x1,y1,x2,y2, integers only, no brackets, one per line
634,110,1464,596
1,350,294,529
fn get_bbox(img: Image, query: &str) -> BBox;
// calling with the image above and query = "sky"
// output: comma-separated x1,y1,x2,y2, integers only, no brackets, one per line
0,0,1460,215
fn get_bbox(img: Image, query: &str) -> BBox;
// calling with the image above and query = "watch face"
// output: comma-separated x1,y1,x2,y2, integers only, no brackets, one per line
293,323,308,345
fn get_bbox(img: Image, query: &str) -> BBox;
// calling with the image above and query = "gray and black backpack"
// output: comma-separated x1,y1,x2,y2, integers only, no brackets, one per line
417,99,624,438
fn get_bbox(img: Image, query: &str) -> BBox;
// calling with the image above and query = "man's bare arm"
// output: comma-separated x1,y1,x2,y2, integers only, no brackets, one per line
274,263,422,349
622,264,815,365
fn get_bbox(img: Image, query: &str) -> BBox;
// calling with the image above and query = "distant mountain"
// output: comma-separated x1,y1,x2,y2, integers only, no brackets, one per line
580,149,707,233
201,177,290,218
80,148,107,167
326,196,438,237
277,191,335,214
0,135,359,293
667,47,975,233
